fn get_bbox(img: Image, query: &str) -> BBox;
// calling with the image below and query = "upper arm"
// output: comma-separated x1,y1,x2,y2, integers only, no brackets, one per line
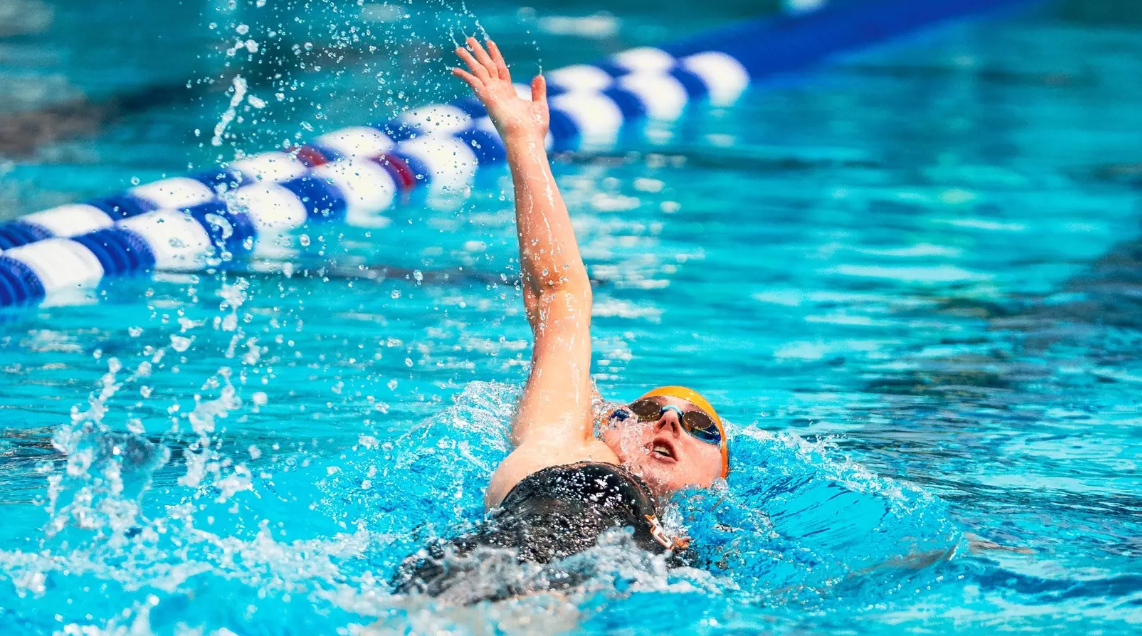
513,283,592,445
485,283,617,507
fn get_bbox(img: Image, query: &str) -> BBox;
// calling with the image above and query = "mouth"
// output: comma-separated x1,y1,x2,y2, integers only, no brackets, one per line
649,438,677,462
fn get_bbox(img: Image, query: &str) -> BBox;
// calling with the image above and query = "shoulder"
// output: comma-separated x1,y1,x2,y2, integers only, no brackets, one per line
485,437,618,509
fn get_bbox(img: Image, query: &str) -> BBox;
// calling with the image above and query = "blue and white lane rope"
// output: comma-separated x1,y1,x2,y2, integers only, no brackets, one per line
0,0,1028,308
0,43,753,308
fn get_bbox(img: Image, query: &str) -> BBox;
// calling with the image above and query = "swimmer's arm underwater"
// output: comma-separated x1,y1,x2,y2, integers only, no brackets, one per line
452,38,616,508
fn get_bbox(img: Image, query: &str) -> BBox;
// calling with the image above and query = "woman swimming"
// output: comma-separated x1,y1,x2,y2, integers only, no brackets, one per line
392,38,729,603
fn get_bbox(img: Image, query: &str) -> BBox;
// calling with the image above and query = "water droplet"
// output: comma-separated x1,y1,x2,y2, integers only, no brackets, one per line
204,213,234,240
170,335,192,352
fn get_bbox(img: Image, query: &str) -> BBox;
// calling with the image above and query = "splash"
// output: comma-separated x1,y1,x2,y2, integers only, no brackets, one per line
677,427,960,602
211,75,248,148
1,347,967,636
44,357,171,544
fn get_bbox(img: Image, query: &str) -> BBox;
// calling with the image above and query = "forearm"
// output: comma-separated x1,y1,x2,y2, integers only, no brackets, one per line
505,132,590,301
451,38,599,481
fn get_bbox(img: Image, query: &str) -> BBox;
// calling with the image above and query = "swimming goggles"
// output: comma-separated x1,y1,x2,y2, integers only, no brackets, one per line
612,398,723,445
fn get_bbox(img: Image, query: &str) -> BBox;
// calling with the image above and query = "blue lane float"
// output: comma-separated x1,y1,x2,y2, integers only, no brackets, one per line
0,0,1029,308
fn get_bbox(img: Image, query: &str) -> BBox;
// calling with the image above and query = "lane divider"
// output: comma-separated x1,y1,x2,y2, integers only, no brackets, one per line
0,0,1028,307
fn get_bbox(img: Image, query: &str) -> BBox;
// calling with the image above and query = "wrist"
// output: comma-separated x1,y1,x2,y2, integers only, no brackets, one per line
501,127,547,149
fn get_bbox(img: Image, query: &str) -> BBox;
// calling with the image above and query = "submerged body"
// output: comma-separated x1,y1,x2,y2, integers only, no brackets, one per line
393,462,687,604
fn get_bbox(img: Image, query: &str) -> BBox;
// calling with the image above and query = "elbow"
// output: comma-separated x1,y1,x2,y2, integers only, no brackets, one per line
524,275,592,331
533,272,591,310
530,263,591,301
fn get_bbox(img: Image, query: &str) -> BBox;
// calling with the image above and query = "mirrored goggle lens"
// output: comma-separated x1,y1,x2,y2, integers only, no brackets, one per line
682,411,722,445
628,399,722,446
627,398,663,420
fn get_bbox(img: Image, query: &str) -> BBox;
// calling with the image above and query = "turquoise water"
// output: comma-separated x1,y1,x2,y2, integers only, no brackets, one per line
3,0,1142,633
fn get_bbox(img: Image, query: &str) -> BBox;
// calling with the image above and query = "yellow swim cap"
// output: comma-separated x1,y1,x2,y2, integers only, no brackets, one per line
639,386,728,477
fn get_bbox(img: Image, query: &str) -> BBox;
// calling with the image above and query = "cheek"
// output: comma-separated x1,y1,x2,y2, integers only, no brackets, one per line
601,421,651,461
682,440,724,483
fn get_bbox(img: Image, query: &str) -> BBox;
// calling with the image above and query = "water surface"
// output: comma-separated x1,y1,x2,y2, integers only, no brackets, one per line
2,0,1141,633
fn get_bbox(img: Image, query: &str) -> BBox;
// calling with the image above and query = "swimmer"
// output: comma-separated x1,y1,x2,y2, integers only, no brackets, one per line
392,38,729,603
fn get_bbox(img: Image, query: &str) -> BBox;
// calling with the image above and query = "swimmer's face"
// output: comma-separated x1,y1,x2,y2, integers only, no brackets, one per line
601,395,724,497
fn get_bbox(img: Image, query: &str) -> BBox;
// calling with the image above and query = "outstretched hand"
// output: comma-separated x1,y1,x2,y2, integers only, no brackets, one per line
453,37,549,144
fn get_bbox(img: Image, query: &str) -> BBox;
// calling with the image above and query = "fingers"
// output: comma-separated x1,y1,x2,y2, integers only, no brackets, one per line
466,37,497,75
452,67,482,93
485,39,511,82
530,74,547,104
455,46,489,81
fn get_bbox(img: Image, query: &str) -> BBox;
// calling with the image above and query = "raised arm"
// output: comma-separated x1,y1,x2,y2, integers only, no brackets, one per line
452,38,616,507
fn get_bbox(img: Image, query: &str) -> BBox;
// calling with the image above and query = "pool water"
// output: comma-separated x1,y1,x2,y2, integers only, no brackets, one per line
3,0,1142,633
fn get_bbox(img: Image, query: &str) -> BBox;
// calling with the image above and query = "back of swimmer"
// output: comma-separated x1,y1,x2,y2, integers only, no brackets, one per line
392,38,730,603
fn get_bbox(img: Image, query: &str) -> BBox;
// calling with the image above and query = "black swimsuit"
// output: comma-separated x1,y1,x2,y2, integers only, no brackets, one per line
392,462,681,602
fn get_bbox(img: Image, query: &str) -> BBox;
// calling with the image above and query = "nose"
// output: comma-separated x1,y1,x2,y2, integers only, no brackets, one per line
654,406,683,436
